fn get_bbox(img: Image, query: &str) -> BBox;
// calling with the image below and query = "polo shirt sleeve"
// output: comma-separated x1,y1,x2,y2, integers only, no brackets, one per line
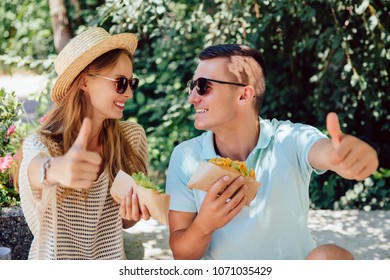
166,145,198,212
290,122,328,177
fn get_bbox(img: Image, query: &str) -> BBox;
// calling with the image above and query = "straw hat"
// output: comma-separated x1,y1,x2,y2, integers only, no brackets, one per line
51,27,138,103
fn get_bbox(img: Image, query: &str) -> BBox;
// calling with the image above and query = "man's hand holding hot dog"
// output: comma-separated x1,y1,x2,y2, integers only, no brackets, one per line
309,112,379,180
169,175,248,260
196,176,248,234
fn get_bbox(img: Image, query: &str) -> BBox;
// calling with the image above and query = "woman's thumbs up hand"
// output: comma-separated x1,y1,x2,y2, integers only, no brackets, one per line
47,118,102,189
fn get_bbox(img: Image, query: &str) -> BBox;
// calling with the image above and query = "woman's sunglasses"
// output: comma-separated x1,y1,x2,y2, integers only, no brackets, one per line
89,74,139,94
187,77,246,96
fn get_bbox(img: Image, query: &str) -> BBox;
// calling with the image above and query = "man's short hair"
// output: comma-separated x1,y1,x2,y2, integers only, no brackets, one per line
199,44,266,114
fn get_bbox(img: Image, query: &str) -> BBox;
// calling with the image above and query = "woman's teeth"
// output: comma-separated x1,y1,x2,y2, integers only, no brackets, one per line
115,101,125,107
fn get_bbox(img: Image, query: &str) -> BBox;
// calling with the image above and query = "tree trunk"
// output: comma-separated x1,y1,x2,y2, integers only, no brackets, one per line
49,0,73,53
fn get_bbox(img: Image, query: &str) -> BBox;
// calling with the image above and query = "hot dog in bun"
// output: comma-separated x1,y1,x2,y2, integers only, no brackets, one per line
188,157,260,206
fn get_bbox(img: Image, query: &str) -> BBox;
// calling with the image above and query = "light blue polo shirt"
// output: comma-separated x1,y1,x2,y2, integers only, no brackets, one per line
166,118,327,259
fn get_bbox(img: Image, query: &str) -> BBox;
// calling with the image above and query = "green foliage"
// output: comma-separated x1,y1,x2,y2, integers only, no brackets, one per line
0,0,56,124
90,0,390,209
0,0,55,73
1,0,388,209
0,89,33,212
310,168,390,210
90,0,204,179
338,168,390,210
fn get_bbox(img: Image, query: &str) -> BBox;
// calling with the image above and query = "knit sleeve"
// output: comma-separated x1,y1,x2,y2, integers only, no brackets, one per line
18,134,57,237
120,121,149,171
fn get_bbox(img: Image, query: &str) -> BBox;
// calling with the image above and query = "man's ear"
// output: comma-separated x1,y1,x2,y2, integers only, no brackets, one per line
238,86,255,104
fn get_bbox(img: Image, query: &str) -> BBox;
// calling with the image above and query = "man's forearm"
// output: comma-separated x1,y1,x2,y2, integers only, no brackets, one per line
309,137,378,181
170,219,213,260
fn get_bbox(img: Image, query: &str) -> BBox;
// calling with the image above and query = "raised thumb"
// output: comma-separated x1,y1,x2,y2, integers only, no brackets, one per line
326,112,343,147
73,118,91,150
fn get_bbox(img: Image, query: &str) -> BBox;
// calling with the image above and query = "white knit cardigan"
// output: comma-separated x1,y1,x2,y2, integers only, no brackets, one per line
19,122,148,259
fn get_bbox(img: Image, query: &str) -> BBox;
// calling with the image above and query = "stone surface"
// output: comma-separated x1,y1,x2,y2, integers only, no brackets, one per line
308,210,390,260
123,231,145,260
125,218,172,260
0,206,33,260
0,206,146,260
127,210,390,260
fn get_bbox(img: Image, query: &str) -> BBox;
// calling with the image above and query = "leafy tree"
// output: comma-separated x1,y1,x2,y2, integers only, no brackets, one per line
0,0,54,73
0,0,388,209
92,0,390,209
0,89,34,212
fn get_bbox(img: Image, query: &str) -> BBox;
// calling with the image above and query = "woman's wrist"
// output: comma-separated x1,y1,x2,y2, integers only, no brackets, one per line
40,157,57,187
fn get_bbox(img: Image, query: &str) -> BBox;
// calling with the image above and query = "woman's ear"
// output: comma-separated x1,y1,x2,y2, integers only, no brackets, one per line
238,86,255,104
80,73,89,92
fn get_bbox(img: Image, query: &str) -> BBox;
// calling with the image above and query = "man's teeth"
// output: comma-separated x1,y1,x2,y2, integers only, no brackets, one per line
115,101,125,107
196,109,208,113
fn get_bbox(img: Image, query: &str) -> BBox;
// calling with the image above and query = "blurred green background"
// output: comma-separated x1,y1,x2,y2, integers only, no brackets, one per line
0,0,389,210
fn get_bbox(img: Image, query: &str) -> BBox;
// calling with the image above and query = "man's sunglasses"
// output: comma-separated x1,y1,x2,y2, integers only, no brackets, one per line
88,74,139,94
187,77,246,96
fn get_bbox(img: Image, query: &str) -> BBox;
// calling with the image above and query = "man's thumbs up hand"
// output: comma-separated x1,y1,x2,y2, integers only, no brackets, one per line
325,112,378,181
326,112,343,147
48,118,102,189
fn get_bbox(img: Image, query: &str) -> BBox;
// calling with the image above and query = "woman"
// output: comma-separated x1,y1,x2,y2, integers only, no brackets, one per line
18,27,150,259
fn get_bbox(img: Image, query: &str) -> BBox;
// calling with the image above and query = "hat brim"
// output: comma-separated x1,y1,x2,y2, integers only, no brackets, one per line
51,33,138,104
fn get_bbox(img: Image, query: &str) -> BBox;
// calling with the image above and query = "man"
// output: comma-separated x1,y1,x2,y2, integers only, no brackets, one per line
165,44,378,260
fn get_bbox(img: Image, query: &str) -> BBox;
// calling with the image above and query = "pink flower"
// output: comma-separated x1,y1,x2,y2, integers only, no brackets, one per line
6,125,16,137
0,154,14,173
38,114,48,124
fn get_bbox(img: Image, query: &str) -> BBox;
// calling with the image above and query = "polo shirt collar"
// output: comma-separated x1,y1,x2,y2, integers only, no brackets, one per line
256,117,273,150
200,131,218,160
200,117,273,160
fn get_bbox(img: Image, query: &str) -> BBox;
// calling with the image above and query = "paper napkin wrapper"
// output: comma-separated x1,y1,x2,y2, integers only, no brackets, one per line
187,162,260,206
111,170,170,225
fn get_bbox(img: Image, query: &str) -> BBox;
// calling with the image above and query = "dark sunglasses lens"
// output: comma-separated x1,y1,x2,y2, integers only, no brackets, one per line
116,77,128,94
197,78,208,95
130,78,139,92
187,79,208,95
